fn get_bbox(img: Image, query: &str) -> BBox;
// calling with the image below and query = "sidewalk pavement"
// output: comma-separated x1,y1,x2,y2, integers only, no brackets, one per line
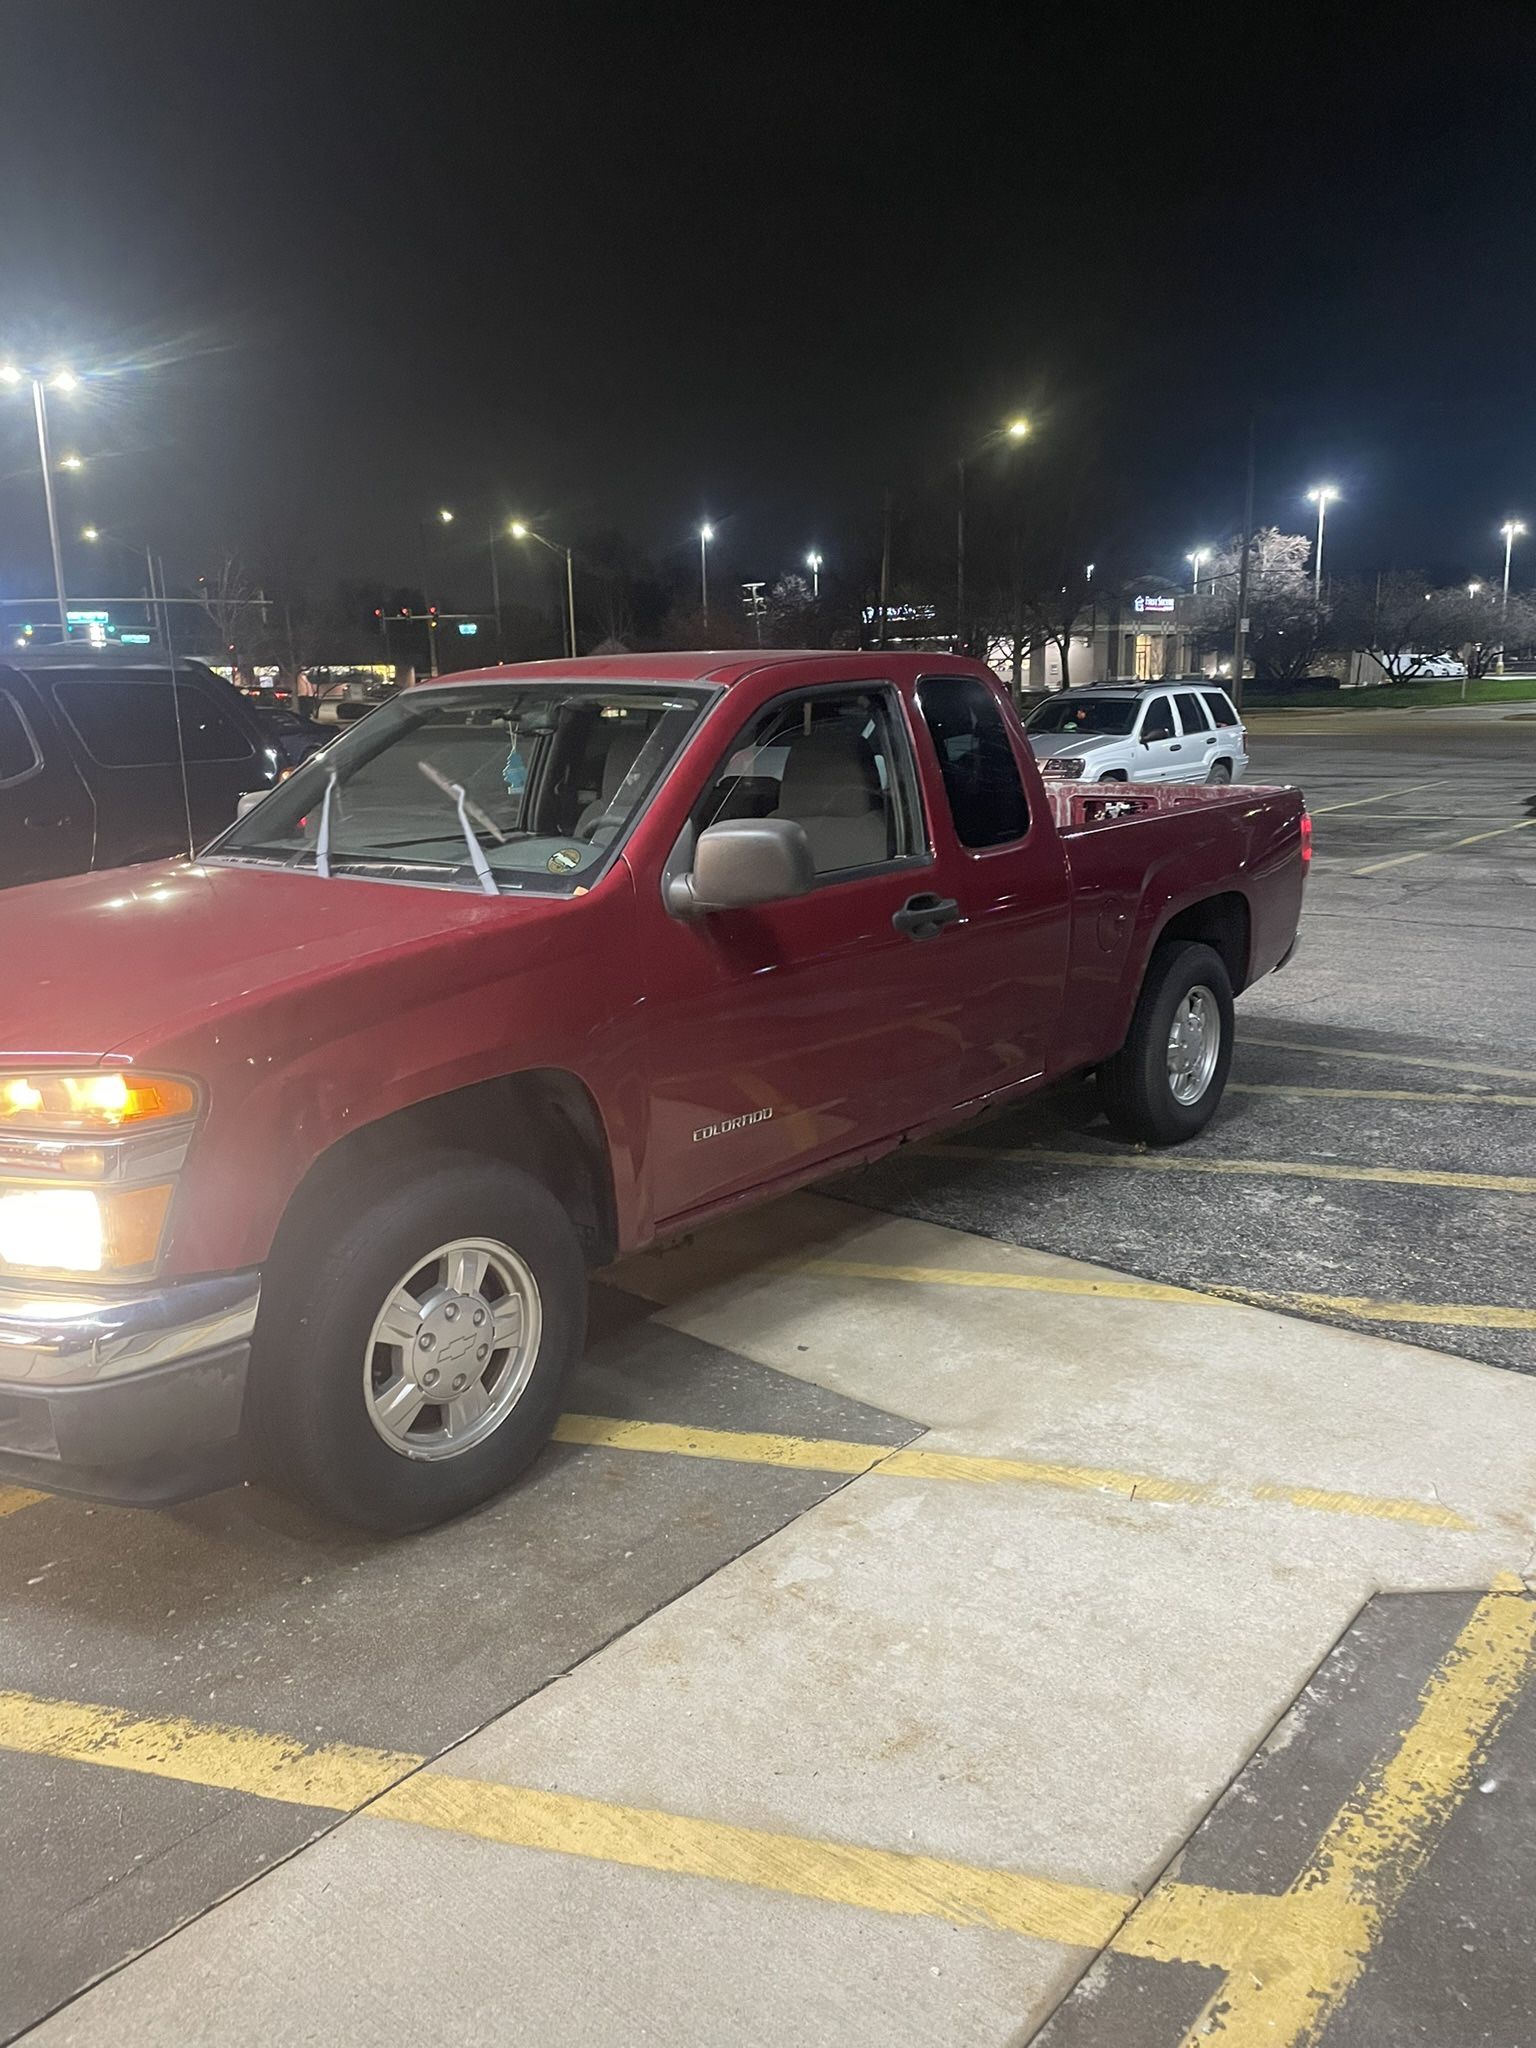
21,1193,1536,2047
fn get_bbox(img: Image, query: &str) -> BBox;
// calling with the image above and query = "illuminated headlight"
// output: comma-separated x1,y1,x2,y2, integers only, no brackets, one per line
0,1069,197,1279
0,1183,175,1276
1042,754,1087,778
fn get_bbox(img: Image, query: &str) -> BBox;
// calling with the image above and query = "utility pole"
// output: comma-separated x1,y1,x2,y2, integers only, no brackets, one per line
955,458,967,653
30,380,69,636
1230,416,1256,709
877,489,892,650
487,521,504,659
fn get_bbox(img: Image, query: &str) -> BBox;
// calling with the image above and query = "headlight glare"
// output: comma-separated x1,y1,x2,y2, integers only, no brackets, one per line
0,1182,175,1276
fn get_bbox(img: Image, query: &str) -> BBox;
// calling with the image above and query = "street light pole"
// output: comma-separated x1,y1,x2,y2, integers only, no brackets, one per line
486,521,503,658
1306,486,1337,600
806,551,822,600
1187,549,1209,596
19,373,71,634
511,522,577,658
699,524,713,628
956,457,967,651
1499,520,1525,673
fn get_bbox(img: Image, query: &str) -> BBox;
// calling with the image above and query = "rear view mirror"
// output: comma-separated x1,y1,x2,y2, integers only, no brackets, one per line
666,818,815,917
236,790,267,820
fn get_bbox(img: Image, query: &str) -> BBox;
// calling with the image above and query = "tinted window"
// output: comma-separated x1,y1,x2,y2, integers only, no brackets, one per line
0,690,41,783
918,674,1030,847
1175,692,1210,735
700,688,918,876
1202,690,1239,729
1140,695,1175,742
52,677,254,767
1027,695,1136,736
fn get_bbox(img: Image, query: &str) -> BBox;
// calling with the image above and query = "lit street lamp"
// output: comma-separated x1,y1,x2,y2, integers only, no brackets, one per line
806,550,822,600
1187,548,1211,596
1306,486,1339,600
511,521,578,659
957,415,1031,650
699,523,714,627
1467,581,1483,598
1499,520,1525,672
1,363,81,634
437,507,454,525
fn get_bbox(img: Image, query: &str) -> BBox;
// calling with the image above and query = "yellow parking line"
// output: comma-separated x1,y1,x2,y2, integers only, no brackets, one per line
778,1254,1536,1338
557,1412,1471,1529
1230,1081,1536,1109
1165,1589,1536,2046
0,1488,44,1519
1309,779,1448,812
938,1141,1536,1197
0,1682,1340,1968
1354,814,1536,874
1242,1035,1536,1084
0,1689,420,1809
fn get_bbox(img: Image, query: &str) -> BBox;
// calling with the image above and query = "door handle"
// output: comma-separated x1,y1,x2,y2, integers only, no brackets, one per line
892,892,961,939
1168,743,1182,752
23,814,69,829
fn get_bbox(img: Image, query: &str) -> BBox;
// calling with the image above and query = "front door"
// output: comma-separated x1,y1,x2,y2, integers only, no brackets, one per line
0,673,94,888
639,682,970,1224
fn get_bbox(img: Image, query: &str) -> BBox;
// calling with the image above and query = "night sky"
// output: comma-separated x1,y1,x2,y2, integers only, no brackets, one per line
4,0,1536,615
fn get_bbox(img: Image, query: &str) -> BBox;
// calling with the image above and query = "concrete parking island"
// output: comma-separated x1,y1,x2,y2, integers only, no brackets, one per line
4,1192,1534,2046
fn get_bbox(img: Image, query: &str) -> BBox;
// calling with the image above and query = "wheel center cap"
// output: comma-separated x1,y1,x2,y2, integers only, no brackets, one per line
411,1289,490,1386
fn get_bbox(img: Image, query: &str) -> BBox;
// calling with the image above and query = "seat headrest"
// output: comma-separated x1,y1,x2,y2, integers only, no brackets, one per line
778,724,881,818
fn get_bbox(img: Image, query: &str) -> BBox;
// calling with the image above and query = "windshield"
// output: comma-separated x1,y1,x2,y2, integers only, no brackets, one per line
1027,696,1138,737
213,681,711,892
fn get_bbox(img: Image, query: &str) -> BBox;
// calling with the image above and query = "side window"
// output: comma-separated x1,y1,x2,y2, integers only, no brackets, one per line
1202,690,1239,729
916,673,1030,847
53,679,254,767
0,689,42,784
698,688,919,877
1140,695,1175,743
1175,693,1210,735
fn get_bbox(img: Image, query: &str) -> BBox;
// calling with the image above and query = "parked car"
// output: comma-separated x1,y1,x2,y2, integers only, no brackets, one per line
0,651,1305,1529
248,699,329,772
1026,682,1248,783
0,645,289,890
1399,654,1468,680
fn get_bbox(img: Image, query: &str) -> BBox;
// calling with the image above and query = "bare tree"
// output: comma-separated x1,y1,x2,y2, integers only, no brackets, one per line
1331,574,1443,679
1193,528,1332,681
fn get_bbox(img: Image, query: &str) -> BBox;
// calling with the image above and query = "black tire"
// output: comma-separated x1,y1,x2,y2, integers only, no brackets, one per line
1206,758,1233,783
1098,770,1128,782
247,1151,587,1533
1098,941,1234,1145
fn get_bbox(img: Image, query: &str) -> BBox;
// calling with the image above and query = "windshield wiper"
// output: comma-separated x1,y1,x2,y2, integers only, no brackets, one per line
416,761,505,896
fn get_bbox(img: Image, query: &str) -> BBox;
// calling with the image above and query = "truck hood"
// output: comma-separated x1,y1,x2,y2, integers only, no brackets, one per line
0,858,565,1062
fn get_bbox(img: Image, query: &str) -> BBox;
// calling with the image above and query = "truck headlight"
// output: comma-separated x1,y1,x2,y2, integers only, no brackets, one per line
0,1184,176,1275
1043,754,1086,778
0,1070,198,1279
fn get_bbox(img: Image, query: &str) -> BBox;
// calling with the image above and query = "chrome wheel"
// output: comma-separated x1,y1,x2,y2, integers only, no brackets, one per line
1166,985,1221,1105
363,1237,542,1461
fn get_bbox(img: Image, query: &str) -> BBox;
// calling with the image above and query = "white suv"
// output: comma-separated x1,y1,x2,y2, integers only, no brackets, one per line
1026,683,1249,784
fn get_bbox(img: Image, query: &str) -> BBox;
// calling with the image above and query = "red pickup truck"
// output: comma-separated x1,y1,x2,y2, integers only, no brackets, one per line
0,653,1306,1530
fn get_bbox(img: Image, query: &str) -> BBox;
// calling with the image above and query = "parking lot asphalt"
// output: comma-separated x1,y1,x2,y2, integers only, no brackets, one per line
2,704,1532,2048
840,708,1536,1377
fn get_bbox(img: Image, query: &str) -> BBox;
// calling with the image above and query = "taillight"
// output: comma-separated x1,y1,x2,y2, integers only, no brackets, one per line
1300,810,1313,868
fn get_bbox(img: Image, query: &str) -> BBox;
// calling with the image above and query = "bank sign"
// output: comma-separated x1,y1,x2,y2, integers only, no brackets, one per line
1133,595,1176,614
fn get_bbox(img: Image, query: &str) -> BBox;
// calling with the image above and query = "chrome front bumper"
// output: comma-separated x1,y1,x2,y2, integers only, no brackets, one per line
0,1271,259,1503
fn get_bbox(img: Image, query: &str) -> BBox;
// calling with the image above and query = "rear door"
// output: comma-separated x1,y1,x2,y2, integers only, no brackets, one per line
1173,689,1217,778
911,671,1071,1091
0,672,94,888
44,669,271,866
1133,693,1183,781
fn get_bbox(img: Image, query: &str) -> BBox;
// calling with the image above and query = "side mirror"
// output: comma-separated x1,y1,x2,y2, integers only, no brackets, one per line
236,790,267,819
666,818,815,917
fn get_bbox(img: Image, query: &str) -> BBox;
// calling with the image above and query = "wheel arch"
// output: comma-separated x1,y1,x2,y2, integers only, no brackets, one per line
1153,891,1252,992
265,1068,620,1285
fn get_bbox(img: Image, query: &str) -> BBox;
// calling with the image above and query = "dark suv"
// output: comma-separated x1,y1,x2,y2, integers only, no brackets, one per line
0,646,319,891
